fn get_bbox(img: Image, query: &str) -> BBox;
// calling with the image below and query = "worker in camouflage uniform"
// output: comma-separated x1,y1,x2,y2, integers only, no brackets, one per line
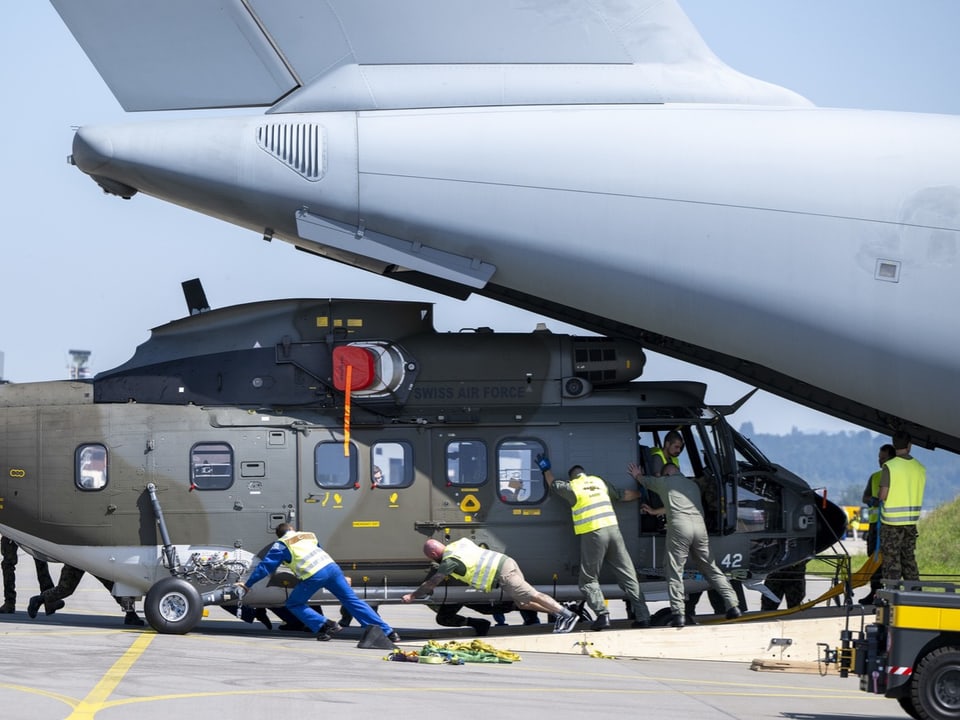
879,431,925,583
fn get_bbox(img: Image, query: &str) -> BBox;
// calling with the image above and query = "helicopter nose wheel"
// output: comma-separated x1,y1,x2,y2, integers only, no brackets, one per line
144,576,204,634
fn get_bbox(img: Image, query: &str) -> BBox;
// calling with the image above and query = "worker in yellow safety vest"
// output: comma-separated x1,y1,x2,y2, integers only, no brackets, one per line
540,455,652,630
240,523,398,642
649,430,684,476
402,537,580,633
859,443,895,604
878,431,926,583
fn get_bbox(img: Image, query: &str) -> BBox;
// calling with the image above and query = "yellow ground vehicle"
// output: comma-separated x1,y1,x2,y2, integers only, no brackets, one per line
828,581,960,720
842,505,870,537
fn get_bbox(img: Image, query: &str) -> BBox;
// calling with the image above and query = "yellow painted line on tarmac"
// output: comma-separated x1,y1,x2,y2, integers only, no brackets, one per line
0,684,80,710
66,632,156,719
80,684,876,715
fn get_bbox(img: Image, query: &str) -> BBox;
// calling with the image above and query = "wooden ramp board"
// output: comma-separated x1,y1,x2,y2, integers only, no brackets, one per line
478,614,855,664
750,659,838,675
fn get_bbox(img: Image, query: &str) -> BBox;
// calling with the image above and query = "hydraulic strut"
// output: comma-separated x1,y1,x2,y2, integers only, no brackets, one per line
146,483,181,573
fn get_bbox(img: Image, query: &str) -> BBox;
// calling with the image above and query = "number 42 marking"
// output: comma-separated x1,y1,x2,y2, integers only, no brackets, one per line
720,553,743,568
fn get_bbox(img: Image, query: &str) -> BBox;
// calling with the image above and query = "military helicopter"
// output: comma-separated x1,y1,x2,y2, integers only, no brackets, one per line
0,289,846,633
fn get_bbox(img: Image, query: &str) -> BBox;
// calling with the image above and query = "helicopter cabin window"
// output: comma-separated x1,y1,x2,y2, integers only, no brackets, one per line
497,438,546,504
371,441,413,488
445,440,487,487
314,441,358,489
76,444,107,490
190,442,234,490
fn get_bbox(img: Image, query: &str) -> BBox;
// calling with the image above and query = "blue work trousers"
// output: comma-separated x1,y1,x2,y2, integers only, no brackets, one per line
287,563,392,635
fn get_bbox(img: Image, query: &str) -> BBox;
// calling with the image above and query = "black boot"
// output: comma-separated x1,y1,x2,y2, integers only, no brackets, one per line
465,617,491,636
590,613,611,631
254,608,273,629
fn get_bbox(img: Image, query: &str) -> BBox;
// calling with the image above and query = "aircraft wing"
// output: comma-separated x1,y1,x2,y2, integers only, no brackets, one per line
50,0,810,112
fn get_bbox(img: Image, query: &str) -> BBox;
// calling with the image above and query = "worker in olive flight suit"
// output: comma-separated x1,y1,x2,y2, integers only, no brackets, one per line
628,462,742,627
860,443,895,605
879,431,926,584
540,455,652,630
0,536,54,614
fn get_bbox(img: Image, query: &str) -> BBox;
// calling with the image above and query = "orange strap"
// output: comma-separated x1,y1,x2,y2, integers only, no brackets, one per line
343,363,352,456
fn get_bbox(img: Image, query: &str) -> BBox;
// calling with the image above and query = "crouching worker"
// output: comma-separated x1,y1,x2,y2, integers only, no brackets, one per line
237,523,399,642
402,538,580,634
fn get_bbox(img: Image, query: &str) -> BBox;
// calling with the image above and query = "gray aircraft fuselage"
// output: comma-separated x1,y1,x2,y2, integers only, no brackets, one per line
47,0,960,450
68,103,960,452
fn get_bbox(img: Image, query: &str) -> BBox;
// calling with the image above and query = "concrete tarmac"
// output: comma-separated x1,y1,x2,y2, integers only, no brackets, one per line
0,563,907,720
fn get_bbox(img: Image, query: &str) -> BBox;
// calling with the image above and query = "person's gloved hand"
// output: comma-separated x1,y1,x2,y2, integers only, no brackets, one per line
535,453,551,472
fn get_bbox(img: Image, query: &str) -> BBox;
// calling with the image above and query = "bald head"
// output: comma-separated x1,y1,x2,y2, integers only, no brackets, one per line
423,539,446,562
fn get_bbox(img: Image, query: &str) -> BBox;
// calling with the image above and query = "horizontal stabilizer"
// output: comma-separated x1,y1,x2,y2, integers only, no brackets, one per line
51,0,298,111
51,0,810,112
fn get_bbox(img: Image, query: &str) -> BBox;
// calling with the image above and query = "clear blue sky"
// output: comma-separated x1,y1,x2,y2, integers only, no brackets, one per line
2,1,959,435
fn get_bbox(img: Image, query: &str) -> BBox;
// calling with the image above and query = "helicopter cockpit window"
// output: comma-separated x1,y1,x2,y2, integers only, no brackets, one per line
76,444,107,490
371,441,413,488
734,446,783,533
497,438,546,504
315,441,358,489
445,440,487,487
190,442,234,490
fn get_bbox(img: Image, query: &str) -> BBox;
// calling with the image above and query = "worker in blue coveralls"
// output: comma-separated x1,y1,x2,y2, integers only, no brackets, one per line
237,522,400,642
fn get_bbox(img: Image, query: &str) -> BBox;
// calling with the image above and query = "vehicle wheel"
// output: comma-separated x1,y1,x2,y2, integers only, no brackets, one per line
913,645,960,720
899,694,922,720
144,577,203,634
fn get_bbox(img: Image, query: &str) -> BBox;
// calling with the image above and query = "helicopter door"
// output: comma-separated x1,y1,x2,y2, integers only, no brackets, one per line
430,432,489,529
296,429,430,566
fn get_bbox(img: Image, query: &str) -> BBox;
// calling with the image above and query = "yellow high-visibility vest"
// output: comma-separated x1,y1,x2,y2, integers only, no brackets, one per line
279,531,334,579
570,474,618,535
651,447,681,470
881,457,926,526
444,538,505,592
867,470,881,523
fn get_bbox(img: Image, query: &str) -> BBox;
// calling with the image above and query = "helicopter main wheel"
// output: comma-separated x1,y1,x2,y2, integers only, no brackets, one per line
144,577,204,634
912,645,960,720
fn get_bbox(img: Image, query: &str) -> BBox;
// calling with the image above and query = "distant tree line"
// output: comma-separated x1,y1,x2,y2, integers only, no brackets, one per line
737,423,960,509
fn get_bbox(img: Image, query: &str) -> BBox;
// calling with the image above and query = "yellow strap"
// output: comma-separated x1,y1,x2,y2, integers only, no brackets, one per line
574,640,617,659
712,553,883,624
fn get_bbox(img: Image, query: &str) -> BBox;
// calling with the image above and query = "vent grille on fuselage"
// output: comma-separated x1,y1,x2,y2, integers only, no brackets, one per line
256,122,325,181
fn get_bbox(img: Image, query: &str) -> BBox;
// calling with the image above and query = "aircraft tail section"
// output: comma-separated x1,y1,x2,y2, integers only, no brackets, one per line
50,0,811,112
